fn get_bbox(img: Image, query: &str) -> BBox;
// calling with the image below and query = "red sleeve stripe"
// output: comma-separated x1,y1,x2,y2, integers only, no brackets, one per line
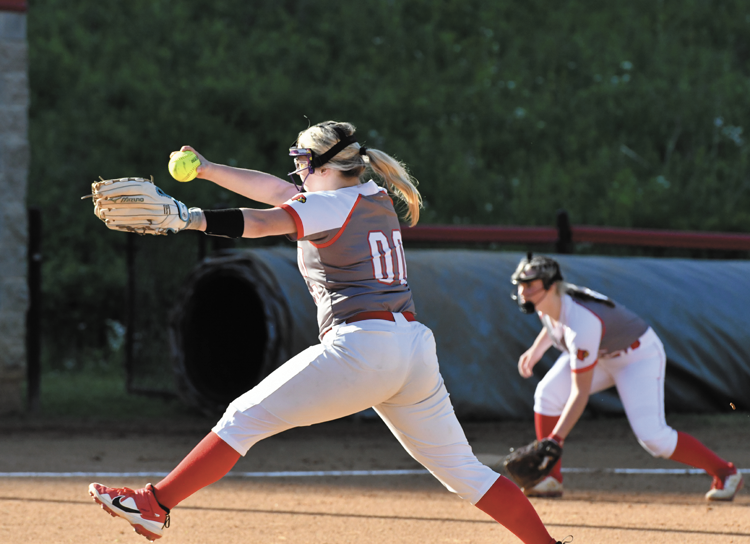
572,360,598,373
280,204,304,238
311,194,362,249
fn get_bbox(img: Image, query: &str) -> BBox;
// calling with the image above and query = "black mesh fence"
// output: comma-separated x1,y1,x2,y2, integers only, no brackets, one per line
125,231,290,397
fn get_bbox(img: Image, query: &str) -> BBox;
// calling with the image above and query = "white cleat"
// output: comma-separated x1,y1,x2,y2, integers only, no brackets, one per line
705,467,744,501
89,482,170,541
523,475,563,498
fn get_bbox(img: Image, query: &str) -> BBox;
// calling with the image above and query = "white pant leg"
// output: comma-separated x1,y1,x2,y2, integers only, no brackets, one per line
215,317,499,503
213,403,293,455
534,353,616,415
373,323,499,505
216,317,482,448
609,331,678,458
214,319,416,454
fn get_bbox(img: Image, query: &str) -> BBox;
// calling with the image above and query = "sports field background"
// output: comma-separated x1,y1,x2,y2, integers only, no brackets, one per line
6,3,750,542
1,413,748,543
27,0,750,376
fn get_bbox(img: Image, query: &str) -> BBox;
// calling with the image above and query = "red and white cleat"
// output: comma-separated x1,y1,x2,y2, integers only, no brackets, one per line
89,482,170,541
705,463,744,501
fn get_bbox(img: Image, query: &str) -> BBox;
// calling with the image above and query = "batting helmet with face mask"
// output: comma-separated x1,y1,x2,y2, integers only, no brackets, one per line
510,253,564,314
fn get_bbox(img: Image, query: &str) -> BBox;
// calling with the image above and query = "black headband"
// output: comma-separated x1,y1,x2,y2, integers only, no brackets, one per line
310,127,358,168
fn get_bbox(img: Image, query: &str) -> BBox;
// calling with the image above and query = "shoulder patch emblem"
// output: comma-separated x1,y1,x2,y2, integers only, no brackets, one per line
576,349,589,361
292,194,307,203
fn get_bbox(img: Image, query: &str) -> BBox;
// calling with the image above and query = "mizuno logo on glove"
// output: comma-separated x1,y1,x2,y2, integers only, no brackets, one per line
110,196,145,203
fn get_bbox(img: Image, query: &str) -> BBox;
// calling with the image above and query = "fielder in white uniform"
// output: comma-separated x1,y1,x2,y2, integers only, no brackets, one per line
89,122,565,544
510,254,743,500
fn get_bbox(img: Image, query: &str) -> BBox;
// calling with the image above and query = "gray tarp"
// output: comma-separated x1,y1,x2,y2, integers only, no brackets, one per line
171,248,749,418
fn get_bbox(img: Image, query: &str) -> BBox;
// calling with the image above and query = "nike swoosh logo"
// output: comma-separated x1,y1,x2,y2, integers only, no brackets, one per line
112,496,141,514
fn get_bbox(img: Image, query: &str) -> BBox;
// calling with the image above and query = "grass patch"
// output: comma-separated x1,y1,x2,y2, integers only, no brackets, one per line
32,369,200,422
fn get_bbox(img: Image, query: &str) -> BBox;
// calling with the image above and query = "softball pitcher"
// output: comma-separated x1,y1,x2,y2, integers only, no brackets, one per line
510,254,743,500
88,122,567,544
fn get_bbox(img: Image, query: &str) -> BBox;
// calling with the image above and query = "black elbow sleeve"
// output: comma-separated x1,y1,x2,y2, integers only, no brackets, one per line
203,209,245,238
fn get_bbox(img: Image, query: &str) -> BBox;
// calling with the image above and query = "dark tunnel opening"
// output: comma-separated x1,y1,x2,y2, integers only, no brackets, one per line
182,273,269,408
168,248,750,418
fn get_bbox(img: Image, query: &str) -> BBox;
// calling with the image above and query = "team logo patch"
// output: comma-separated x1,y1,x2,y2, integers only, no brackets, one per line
292,194,307,203
576,349,589,361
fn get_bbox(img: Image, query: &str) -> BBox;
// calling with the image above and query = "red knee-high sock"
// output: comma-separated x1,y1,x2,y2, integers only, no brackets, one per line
475,476,556,544
535,412,562,482
669,431,733,479
153,431,241,509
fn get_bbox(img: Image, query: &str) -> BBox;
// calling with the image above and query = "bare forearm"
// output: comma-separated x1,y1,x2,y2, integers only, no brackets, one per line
518,328,554,378
201,163,298,206
532,328,553,353
552,392,588,440
184,207,296,239
552,369,594,440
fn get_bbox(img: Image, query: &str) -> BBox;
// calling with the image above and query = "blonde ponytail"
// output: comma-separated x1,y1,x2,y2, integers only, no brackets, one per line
363,148,422,227
297,121,423,227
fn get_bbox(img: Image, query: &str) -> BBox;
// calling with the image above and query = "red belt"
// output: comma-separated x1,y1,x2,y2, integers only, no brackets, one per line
607,339,641,359
346,311,416,324
322,311,417,337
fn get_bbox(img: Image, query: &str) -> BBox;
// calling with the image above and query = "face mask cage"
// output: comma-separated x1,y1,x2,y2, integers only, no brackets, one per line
511,253,563,289
286,126,359,192
510,287,537,314
287,147,315,191
509,252,563,313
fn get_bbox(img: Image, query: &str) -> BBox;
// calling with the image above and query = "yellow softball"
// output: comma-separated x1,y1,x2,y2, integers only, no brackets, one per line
168,150,201,182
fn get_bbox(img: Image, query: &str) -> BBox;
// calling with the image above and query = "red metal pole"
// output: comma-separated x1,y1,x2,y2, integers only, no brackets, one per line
0,0,27,13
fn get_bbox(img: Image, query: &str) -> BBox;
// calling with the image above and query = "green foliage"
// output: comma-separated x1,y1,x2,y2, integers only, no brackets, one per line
36,368,199,420
26,0,750,369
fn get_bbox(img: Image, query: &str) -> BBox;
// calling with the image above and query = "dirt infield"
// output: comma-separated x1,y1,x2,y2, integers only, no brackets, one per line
1,413,748,543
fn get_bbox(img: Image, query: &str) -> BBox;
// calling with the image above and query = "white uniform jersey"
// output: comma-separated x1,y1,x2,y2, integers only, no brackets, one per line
281,180,416,335
540,292,649,372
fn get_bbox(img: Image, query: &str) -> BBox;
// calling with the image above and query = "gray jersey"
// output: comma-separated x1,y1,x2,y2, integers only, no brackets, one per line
281,180,416,335
541,291,649,371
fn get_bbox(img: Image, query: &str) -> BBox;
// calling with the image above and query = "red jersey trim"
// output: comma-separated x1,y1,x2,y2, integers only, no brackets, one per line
570,297,606,338
280,204,304,238
311,194,363,249
569,297,605,372
377,186,394,206
572,360,598,373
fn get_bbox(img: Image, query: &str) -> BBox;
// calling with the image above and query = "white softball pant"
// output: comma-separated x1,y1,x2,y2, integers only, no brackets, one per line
534,328,679,458
213,313,499,504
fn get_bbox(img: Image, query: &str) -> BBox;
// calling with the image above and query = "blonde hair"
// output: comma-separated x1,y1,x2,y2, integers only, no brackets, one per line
297,121,422,226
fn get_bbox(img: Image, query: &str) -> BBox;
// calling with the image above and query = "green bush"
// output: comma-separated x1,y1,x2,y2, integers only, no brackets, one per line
27,0,750,369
